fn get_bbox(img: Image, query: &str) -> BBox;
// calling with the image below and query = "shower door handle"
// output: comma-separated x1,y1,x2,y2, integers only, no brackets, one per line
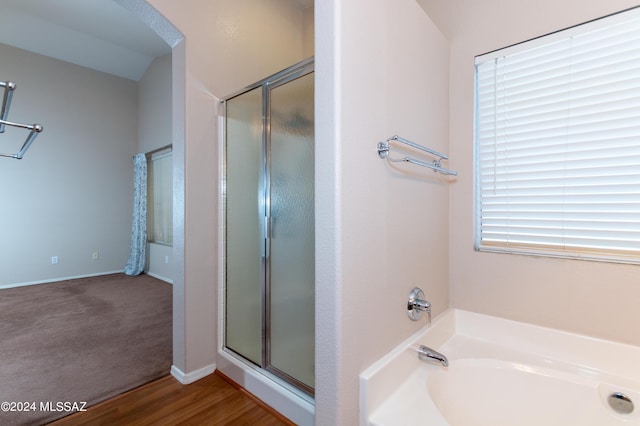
265,215,275,239
263,216,273,259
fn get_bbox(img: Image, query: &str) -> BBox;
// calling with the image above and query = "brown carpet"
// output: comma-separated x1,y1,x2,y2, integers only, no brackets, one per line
0,273,172,426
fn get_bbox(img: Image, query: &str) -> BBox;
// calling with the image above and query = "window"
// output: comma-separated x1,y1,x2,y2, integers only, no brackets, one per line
147,148,173,245
474,7,640,264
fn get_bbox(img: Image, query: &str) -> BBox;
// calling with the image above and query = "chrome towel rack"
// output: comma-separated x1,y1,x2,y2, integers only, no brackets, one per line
377,135,458,176
0,80,43,159
0,81,15,132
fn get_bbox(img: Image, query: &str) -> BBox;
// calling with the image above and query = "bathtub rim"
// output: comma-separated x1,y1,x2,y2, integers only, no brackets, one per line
359,308,640,426
359,308,457,426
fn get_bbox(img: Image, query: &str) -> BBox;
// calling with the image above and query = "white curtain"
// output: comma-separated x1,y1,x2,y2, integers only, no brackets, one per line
124,153,147,276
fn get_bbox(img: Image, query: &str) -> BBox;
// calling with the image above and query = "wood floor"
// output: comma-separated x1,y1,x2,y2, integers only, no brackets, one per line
50,371,294,426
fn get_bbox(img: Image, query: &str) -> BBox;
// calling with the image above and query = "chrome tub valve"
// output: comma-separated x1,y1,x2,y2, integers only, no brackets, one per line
407,287,431,323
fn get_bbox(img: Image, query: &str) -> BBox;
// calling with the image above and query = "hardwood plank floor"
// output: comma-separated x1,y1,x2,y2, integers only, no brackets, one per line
49,372,294,426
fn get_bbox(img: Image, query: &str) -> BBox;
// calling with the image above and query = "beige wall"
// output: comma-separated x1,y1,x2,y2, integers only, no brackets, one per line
120,1,640,423
138,53,173,282
0,45,175,288
143,0,448,422
136,1,448,422
303,6,314,58
0,43,137,287
138,54,171,154
315,0,450,423
144,0,310,377
417,0,640,346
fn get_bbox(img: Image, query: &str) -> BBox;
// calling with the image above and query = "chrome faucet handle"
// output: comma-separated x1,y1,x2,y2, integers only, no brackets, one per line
407,287,431,323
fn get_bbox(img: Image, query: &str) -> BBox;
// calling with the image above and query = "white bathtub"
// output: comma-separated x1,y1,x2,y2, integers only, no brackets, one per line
360,309,640,426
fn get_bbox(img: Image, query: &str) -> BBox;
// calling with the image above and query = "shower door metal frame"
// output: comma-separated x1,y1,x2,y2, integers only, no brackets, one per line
222,57,315,396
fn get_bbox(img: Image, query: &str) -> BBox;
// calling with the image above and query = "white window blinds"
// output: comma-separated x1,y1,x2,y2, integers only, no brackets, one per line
474,7,640,264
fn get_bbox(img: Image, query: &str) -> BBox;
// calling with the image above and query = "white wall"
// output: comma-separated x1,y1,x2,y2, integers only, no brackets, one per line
138,53,173,282
0,43,137,287
315,0,450,423
417,0,640,347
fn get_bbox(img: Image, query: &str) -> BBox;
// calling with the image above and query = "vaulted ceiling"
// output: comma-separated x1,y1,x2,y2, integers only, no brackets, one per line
0,0,314,82
0,0,171,81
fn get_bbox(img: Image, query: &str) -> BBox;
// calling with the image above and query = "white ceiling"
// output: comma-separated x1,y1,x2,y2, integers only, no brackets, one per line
0,0,172,81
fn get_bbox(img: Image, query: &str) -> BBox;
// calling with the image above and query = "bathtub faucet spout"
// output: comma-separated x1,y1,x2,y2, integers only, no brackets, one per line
418,344,449,367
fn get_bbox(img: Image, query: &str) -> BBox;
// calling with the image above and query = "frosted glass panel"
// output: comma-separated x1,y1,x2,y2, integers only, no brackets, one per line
224,60,314,395
268,72,315,389
225,87,263,365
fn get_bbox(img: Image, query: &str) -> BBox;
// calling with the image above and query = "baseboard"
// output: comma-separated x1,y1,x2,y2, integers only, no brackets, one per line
144,270,173,284
171,363,216,385
0,270,123,290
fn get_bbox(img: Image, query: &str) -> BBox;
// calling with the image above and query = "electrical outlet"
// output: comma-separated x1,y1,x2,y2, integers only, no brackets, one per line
51,256,58,265
92,252,100,260
164,255,169,264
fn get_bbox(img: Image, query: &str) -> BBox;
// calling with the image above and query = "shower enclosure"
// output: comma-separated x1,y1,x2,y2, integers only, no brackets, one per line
223,58,314,396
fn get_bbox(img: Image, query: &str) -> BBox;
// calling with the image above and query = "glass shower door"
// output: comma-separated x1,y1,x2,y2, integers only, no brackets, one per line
225,86,264,366
224,59,314,395
267,72,315,392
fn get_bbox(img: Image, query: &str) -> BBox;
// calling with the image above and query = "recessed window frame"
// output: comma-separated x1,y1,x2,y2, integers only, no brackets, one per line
474,6,640,265
147,146,173,246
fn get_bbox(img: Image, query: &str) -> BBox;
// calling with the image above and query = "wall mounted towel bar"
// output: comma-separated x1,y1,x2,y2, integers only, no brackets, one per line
0,120,43,159
0,81,16,133
0,80,43,159
377,135,458,176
